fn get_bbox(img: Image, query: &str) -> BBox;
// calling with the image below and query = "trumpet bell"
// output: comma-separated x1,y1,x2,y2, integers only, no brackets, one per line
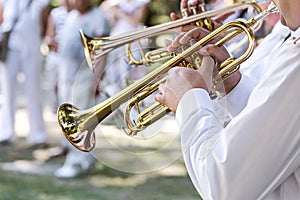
57,103,96,152
79,29,113,71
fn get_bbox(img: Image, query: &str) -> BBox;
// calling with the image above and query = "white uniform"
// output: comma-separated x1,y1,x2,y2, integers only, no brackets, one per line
103,0,150,96
219,21,291,117
54,7,110,178
43,5,70,111
176,26,300,199
58,8,110,106
0,0,49,144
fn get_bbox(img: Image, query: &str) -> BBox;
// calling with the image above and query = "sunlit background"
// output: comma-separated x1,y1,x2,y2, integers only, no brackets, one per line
0,0,204,199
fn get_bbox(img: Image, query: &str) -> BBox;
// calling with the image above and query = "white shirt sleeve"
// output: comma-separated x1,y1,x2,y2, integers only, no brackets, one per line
217,22,291,118
176,34,300,200
217,73,256,117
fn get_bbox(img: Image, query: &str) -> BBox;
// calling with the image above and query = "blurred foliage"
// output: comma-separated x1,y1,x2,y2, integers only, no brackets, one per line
146,0,181,26
49,0,104,7
49,0,60,8
49,0,181,26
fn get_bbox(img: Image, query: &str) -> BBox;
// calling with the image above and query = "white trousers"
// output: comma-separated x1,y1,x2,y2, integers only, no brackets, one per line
57,58,96,164
0,49,46,143
44,52,61,111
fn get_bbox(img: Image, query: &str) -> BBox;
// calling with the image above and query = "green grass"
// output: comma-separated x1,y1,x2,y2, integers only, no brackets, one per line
0,166,200,200
0,107,201,200
0,140,200,200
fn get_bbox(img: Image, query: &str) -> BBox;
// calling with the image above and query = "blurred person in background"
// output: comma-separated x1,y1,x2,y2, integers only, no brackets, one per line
0,0,3,25
54,0,110,179
0,0,50,146
96,0,150,125
42,0,75,113
0,0,4,105
98,0,118,28
33,0,76,160
99,0,150,98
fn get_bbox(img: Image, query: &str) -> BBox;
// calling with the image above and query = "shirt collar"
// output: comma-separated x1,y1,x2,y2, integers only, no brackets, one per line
290,27,300,44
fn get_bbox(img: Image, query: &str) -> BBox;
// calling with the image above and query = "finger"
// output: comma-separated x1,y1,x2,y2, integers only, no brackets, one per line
188,0,204,14
201,55,216,71
159,83,168,95
199,44,229,64
181,0,204,17
180,0,188,12
198,45,211,56
155,92,164,104
169,27,210,52
179,27,209,44
155,84,167,104
167,66,181,76
164,39,173,48
187,0,199,7
170,12,180,21
197,56,215,91
167,32,186,52
196,0,206,13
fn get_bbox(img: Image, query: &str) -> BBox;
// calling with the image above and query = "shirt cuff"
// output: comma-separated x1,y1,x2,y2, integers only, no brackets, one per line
217,74,255,117
176,88,213,126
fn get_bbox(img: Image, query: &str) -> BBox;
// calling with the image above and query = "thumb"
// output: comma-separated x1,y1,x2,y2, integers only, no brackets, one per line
197,55,216,92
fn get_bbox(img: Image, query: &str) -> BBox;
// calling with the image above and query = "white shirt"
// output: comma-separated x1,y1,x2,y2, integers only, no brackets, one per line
118,0,149,15
219,22,291,117
58,8,110,82
2,0,49,52
176,27,300,200
50,5,69,45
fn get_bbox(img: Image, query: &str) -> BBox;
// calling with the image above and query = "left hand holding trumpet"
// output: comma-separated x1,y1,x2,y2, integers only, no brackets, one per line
155,55,215,113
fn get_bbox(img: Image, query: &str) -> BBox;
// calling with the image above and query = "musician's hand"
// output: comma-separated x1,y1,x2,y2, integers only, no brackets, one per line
170,0,204,20
166,27,241,96
167,27,211,52
155,55,215,113
169,0,235,32
199,44,241,95
170,0,207,32
182,0,205,17
43,36,59,52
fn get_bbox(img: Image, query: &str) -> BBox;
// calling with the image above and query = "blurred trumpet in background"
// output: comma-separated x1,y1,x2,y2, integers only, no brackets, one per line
80,0,262,71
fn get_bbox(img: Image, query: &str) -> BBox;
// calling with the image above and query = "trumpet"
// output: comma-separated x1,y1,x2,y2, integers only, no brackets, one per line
80,1,262,71
57,2,278,152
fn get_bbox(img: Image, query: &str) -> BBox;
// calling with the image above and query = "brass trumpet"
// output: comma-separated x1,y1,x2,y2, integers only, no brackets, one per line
57,3,278,152
80,1,262,71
